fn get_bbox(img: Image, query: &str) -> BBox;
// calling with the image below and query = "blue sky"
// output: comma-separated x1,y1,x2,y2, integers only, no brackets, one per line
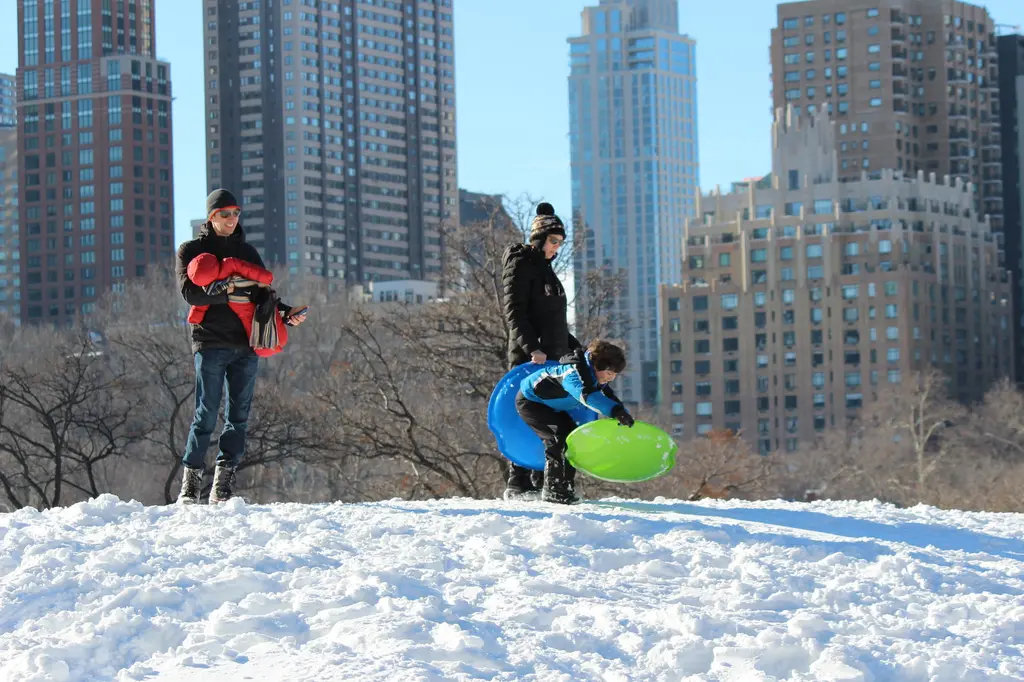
1,0,1023,248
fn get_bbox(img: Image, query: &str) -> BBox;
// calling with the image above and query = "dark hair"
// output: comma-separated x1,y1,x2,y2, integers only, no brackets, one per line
588,339,627,373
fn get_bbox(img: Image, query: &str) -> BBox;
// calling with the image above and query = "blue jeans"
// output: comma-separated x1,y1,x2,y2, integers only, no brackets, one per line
182,348,260,470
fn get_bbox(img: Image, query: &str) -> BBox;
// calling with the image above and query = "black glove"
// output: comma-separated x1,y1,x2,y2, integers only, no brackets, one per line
252,288,279,325
611,405,634,428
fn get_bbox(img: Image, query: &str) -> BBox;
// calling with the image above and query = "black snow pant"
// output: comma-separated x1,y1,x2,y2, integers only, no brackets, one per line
506,359,544,492
514,392,577,492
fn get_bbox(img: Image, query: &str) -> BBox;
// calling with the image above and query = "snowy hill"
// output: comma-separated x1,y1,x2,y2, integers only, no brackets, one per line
2,496,1024,682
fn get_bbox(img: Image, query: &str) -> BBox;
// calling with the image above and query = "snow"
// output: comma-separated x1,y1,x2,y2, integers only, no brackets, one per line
2,495,1024,681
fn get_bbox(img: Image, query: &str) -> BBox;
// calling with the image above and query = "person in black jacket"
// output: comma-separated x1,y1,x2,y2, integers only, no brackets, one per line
175,189,308,504
500,202,582,500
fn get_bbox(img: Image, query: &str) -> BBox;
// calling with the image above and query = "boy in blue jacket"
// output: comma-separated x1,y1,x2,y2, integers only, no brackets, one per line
516,339,634,504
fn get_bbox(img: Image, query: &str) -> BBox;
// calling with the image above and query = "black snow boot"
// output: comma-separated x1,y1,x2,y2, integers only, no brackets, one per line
176,466,204,505
541,454,580,505
209,464,237,504
503,462,542,501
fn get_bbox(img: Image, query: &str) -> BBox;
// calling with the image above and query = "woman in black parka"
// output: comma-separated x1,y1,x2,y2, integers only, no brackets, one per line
500,202,582,500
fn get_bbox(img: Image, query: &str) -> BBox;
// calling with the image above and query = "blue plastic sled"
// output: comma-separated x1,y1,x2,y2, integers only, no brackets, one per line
487,362,596,471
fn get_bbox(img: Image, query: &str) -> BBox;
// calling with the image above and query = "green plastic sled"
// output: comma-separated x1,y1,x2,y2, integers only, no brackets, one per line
565,419,677,483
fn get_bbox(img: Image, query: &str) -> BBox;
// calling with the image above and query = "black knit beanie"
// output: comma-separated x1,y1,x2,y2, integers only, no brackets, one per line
206,188,240,217
528,202,566,246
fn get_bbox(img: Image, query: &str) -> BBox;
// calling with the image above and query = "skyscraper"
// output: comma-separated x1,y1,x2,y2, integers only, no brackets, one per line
661,110,1013,452
0,73,16,324
770,1,1003,260
997,33,1024,380
16,0,175,325
0,125,20,324
203,0,457,289
0,74,16,128
568,0,698,404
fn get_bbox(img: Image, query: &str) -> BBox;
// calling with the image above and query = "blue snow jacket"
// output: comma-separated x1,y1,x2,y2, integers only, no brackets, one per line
520,348,626,418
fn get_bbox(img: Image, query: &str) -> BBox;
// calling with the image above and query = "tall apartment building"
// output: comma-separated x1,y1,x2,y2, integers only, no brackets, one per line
15,0,175,325
0,74,16,128
0,73,17,323
770,1,1004,264
569,0,698,404
458,189,511,230
0,127,20,324
997,33,1024,380
204,0,457,288
659,110,1013,453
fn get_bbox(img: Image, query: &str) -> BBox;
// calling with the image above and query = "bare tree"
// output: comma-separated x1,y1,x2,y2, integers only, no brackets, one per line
574,266,631,342
312,306,502,499
861,370,968,505
89,271,198,502
0,329,146,510
968,379,1024,460
779,420,904,503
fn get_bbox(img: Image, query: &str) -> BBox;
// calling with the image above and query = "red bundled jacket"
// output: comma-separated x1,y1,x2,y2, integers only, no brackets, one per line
186,253,288,357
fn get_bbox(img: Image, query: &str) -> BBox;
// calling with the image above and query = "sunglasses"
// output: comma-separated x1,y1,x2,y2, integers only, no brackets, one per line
214,208,241,219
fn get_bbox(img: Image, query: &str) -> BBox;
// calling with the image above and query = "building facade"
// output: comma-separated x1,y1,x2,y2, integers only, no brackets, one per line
459,189,512,230
0,74,16,128
203,0,457,289
15,0,175,325
997,33,1024,381
569,0,698,404
0,127,20,323
659,110,1013,453
770,1,1004,263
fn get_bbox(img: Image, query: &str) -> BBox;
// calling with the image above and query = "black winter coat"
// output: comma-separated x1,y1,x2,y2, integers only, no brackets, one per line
176,222,290,353
502,243,581,368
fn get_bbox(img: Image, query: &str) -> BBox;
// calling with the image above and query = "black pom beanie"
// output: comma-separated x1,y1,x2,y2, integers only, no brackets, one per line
206,189,240,217
528,202,566,246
